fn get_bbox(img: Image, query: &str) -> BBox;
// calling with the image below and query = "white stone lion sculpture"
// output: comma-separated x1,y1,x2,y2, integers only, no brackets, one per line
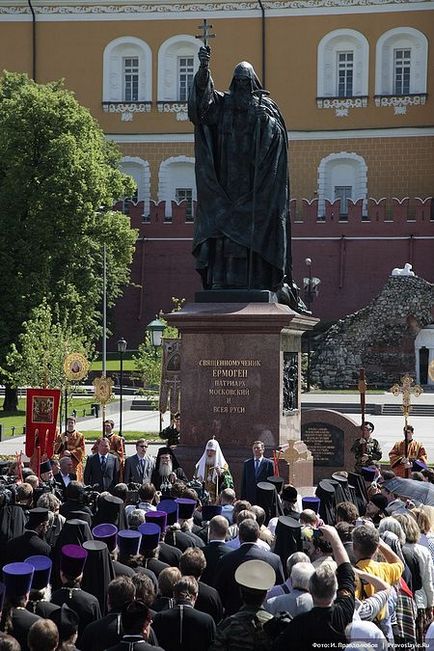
391,263,415,277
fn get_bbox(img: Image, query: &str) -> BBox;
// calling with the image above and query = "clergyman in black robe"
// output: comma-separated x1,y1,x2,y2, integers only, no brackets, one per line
188,46,300,308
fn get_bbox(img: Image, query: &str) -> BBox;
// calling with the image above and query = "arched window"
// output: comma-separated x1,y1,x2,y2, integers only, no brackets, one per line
317,29,369,99
375,28,428,96
158,156,196,220
157,35,199,120
103,37,152,118
158,35,200,101
119,157,151,216
317,152,368,218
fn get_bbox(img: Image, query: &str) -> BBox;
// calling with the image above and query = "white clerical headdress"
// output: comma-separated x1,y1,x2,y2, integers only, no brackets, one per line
195,438,228,483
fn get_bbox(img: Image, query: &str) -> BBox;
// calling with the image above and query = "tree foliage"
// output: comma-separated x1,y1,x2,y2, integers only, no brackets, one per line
0,72,138,403
134,298,184,389
2,299,92,389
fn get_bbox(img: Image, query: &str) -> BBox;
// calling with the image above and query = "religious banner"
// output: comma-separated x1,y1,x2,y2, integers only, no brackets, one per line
93,376,114,405
25,388,61,458
63,352,90,382
159,338,181,414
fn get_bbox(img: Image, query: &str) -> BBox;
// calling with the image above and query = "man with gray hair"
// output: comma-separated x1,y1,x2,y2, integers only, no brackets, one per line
273,525,355,650
265,562,314,617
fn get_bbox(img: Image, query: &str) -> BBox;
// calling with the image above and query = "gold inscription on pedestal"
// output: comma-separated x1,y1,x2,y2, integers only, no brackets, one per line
198,358,261,415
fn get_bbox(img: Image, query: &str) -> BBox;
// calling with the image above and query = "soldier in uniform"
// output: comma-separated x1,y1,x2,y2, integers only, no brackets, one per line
210,560,275,651
159,412,181,447
53,416,86,482
50,544,101,644
350,422,382,473
194,439,234,504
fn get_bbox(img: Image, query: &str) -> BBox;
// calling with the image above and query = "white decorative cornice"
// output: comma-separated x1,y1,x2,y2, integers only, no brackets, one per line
374,93,428,115
1,0,433,18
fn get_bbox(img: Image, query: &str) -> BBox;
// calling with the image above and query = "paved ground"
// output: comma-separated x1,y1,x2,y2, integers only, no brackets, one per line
1,392,432,464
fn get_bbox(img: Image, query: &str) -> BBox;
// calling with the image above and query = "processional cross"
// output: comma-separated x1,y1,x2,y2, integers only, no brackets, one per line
195,18,216,47
390,373,423,478
358,368,367,426
390,372,423,427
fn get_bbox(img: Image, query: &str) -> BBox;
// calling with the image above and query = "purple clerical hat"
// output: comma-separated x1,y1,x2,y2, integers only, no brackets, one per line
25,555,52,590
92,523,118,552
117,530,142,557
60,544,88,578
202,504,222,522
175,498,196,520
138,523,161,551
145,510,167,536
301,497,321,514
158,499,178,526
3,562,34,597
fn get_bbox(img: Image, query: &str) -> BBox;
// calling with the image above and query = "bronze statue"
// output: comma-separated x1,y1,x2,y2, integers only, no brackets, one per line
188,46,304,310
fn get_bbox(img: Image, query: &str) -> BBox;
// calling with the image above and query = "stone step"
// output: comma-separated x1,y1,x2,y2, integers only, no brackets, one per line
302,402,434,417
130,399,158,411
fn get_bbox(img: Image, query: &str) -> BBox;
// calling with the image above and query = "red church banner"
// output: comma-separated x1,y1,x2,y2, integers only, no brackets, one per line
25,388,61,459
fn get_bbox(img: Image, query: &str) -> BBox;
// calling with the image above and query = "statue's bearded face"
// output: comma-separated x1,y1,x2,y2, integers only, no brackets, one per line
232,76,252,110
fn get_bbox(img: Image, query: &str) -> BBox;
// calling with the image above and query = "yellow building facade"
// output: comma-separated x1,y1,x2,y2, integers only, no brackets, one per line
1,0,433,210
1,1,433,337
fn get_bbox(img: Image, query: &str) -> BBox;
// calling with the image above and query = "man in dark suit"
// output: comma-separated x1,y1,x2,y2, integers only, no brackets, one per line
240,440,275,503
55,456,77,493
84,437,119,491
124,439,155,485
214,519,284,616
152,576,215,651
201,515,232,586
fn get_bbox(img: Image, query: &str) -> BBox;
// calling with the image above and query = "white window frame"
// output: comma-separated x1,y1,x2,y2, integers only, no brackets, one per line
317,29,369,98
158,35,200,101
375,28,428,96
123,56,139,102
158,156,196,218
119,156,151,217
317,152,368,218
103,36,152,103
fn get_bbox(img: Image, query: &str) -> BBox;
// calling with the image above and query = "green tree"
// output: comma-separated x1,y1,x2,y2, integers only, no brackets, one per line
2,299,91,389
0,72,137,410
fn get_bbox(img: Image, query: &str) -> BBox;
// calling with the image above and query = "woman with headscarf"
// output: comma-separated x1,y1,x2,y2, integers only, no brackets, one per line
194,438,233,504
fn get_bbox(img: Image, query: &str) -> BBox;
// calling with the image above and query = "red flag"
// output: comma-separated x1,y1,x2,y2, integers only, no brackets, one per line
25,388,61,458
272,450,280,477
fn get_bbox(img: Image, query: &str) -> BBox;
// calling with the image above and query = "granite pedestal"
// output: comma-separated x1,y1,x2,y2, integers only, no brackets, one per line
166,301,317,492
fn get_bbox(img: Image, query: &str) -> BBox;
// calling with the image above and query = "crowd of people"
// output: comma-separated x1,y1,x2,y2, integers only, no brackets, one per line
0,420,433,651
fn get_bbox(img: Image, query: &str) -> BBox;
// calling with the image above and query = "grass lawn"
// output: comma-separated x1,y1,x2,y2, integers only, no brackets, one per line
83,431,159,442
0,396,97,440
90,359,137,372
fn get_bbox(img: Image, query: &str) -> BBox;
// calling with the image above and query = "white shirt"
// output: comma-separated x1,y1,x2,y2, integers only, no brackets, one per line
60,472,71,487
227,537,270,550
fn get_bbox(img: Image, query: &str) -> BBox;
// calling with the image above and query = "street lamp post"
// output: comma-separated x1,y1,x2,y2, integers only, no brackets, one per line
146,317,165,432
146,317,165,355
117,337,127,437
303,258,321,392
